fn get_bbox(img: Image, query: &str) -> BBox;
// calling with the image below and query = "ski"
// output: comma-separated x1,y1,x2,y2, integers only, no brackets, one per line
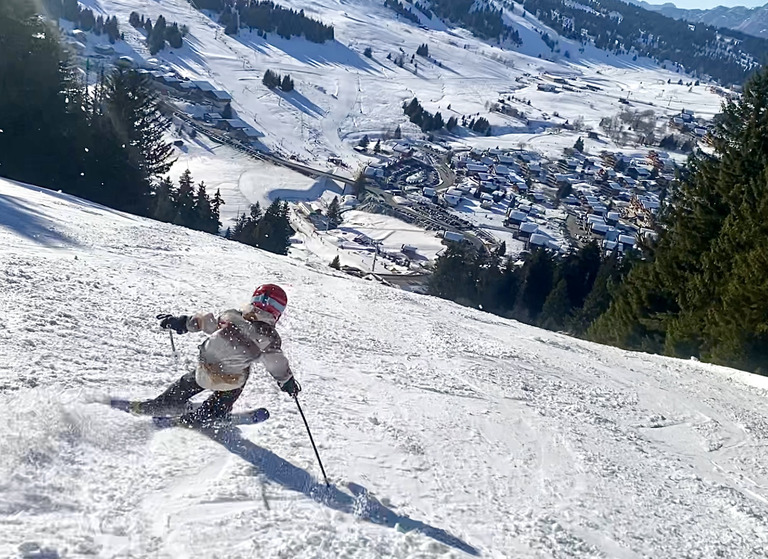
153,408,270,429
107,399,269,428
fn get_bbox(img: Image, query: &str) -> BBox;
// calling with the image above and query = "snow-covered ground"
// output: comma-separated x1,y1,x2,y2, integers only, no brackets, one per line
292,209,446,273
166,134,336,228
5,179,768,558
74,0,728,169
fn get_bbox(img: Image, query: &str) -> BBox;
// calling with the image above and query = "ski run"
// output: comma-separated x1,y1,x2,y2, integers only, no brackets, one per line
3,178,768,557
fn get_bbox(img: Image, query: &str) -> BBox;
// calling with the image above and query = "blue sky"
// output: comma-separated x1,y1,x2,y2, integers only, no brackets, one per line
643,0,766,8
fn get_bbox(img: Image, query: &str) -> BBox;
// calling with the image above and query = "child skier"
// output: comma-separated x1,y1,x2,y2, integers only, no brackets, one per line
133,283,300,425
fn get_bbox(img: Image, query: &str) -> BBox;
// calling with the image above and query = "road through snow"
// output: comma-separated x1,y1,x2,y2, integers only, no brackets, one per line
2,178,768,558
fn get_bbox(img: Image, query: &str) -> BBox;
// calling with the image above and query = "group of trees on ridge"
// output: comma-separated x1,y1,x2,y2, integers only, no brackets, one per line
430,241,632,337
404,98,489,135
384,0,521,45
153,170,224,234
192,0,334,43
262,69,295,91
129,12,187,54
228,200,294,256
43,0,121,43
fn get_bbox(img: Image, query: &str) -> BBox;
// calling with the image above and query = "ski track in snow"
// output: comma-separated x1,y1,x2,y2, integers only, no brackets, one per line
3,178,768,558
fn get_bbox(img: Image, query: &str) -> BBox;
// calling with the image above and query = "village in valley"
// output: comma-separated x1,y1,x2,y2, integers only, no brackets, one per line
57,0,728,288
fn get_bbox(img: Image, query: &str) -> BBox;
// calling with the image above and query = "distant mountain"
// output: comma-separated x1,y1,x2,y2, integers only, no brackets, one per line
633,1,768,39
521,0,767,84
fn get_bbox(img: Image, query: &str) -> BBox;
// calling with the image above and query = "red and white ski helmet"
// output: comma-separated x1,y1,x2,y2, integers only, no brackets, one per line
251,283,288,323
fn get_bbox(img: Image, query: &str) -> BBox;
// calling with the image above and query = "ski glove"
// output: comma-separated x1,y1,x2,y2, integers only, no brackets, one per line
280,376,301,396
157,313,188,334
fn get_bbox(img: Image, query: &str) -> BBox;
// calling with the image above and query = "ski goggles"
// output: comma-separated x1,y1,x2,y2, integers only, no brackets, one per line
251,294,286,315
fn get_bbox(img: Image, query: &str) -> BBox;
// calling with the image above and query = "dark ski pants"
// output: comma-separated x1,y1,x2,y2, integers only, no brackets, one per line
148,370,247,419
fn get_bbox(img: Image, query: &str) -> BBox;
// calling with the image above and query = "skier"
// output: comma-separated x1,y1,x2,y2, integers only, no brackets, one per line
132,283,300,425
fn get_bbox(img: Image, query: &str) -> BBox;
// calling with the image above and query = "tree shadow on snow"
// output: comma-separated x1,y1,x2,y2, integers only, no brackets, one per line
0,189,87,247
277,90,326,119
204,426,480,556
233,31,375,73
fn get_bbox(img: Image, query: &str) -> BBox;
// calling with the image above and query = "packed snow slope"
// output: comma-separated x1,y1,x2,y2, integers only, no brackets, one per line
3,178,768,559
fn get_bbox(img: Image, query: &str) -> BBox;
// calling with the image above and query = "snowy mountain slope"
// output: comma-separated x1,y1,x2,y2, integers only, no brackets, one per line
635,1,768,39
4,181,768,557
75,0,726,172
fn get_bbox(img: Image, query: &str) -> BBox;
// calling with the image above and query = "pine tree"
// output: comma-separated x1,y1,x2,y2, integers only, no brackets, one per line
175,169,195,226
254,199,293,255
280,74,294,92
538,279,571,331
148,14,167,54
513,248,555,324
353,172,367,197
574,136,584,153
330,255,341,269
62,0,80,21
166,22,183,49
572,249,626,335
428,241,480,305
326,196,341,226
193,182,216,233
78,7,95,30
98,68,174,214
152,176,177,222
0,0,86,193
211,188,224,232
106,16,120,43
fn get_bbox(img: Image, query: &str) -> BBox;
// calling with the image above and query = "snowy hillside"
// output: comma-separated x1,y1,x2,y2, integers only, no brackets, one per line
73,0,726,173
4,179,768,558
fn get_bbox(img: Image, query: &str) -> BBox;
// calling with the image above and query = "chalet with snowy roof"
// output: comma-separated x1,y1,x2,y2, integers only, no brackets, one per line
618,234,636,250
392,143,414,157
528,233,551,248
518,222,539,239
466,163,489,175
505,209,528,226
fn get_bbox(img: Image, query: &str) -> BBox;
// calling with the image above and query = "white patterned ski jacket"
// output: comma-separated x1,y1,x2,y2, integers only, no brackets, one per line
186,308,292,391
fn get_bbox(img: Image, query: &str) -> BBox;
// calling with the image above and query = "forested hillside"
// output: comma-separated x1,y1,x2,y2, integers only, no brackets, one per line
590,65,768,372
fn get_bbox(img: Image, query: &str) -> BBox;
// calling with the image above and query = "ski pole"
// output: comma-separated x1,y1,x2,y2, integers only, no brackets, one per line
168,329,176,354
294,394,330,488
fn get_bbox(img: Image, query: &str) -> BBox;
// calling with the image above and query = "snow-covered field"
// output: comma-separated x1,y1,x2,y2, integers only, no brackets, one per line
75,0,728,169
292,209,447,273
166,134,334,228
4,179,768,558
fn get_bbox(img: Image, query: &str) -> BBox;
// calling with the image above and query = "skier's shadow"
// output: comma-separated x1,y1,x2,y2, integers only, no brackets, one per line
203,426,480,556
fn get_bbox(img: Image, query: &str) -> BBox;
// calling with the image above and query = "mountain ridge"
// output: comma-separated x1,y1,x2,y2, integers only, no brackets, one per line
633,0,768,38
